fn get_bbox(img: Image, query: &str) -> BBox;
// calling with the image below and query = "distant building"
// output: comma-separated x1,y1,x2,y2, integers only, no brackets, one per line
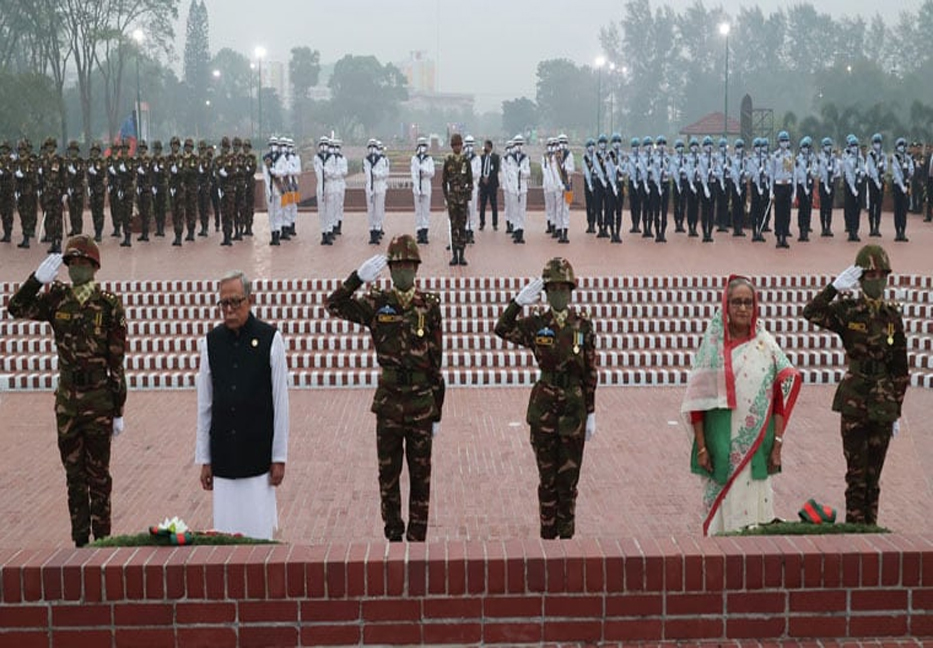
262,59,288,106
402,90,474,115
680,112,741,137
399,51,436,93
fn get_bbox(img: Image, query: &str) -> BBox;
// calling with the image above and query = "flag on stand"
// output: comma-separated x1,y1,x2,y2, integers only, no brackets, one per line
108,111,138,156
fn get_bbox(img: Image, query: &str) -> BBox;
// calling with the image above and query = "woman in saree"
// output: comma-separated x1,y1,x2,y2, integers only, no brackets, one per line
682,275,802,535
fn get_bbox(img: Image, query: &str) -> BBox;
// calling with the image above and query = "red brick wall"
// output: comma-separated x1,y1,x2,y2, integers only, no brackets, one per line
1,535,930,646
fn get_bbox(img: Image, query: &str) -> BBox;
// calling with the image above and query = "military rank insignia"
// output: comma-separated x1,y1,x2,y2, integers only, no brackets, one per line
535,326,555,346
376,304,401,323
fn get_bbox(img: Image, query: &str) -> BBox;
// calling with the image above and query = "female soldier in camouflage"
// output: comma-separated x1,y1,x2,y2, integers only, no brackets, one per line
803,245,909,525
495,258,598,539
325,234,445,542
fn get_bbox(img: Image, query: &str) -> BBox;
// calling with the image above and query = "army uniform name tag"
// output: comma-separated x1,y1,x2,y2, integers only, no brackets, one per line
847,321,867,332
55,311,72,321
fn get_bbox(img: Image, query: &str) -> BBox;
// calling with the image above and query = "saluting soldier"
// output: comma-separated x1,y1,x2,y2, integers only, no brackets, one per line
7,235,127,547
441,133,473,266
0,140,17,242
86,142,107,242
134,140,153,242
64,141,86,237
325,235,445,542
803,245,908,526
495,257,597,539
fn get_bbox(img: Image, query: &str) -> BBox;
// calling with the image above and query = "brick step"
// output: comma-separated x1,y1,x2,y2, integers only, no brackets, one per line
7,331,932,355
3,273,932,296
4,315,933,337
5,367,933,391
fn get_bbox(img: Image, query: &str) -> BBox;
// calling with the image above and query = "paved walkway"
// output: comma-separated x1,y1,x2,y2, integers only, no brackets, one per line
0,209,931,549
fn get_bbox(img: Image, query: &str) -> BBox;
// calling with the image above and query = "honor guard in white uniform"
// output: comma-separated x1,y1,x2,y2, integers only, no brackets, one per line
262,136,285,245
670,139,687,232
464,135,480,243
284,138,301,237
332,139,347,236
818,137,840,237
843,134,866,241
542,138,558,237
555,134,574,244
865,133,887,237
313,136,330,245
770,130,795,249
411,136,434,244
321,139,343,245
727,138,748,237
363,138,389,245
507,135,530,244
890,137,914,242
794,136,817,242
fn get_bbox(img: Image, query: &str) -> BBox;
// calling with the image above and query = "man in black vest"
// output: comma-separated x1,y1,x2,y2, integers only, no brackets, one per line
195,270,290,539
478,140,500,231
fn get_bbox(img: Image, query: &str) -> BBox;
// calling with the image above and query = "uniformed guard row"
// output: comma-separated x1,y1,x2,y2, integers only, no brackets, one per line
580,132,926,247
0,135,259,252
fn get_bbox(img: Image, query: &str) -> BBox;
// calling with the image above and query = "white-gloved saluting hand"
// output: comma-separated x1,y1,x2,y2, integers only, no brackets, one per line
357,254,388,283
514,277,545,306
112,417,124,437
832,264,863,292
585,413,596,441
35,254,63,284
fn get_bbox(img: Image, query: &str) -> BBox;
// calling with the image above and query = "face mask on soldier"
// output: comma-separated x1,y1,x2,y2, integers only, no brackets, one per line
860,276,887,299
546,285,571,313
68,264,95,286
390,266,416,292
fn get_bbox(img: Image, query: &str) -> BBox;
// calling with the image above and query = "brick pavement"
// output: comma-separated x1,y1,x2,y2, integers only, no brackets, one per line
0,209,931,549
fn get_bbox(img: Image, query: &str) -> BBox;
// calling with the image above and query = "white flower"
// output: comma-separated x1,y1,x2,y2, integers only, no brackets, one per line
158,516,189,533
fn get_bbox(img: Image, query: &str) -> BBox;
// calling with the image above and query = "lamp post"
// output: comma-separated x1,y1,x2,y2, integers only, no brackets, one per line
719,22,730,137
595,56,606,134
132,29,144,142
249,63,256,139
608,62,616,134
254,46,266,143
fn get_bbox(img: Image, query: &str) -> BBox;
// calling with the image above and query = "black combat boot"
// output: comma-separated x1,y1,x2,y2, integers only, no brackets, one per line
172,232,182,246
138,228,149,242
334,221,342,235
18,235,30,249
270,231,280,246
458,248,467,266
280,227,291,241
369,230,380,245
155,223,164,237
321,232,331,246
120,231,131,247
111,226,121,237
449,250,459,266
513,229,525,244
220,232,232,246
94,229,103,243
506,222,513,234
0,228,10,243
185,229,195,241
49,239,62,253
198,225,208,237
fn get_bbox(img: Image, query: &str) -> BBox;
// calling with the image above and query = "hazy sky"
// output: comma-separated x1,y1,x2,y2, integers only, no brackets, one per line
193,0,916,112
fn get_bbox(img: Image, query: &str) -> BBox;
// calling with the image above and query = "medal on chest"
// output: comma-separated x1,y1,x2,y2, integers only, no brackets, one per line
416,312,424,338
887,323,894,346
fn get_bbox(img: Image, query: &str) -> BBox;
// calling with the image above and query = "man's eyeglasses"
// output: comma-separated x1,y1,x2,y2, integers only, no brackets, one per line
218,297,247,310
729,298,754,308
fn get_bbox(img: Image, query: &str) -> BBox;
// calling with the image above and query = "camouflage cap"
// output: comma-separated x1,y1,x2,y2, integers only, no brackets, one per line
197,139,207,150
386,234,421,264
91,141,102,152
152,140,162,151
138,139,148,150
243,138,252,149
183,137,194,148
19,138,32,151
67,140,80,151
44,136,57,149
542,257,576,289
170,135,181,146
855,244,891,273
0,140,9,151
221,136,231,149
63,234,101,269
232,136,242,147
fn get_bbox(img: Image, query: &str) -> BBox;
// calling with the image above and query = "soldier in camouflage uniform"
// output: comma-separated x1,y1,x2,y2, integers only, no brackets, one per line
64,141,86,237
166,136,185,246
14,138,39,248
7,235,127,547
86,142,107,242
183,138,200,241
0,140,15,242
39,137,67,252
196,140,213,236
150,140,167,237
134,140,153,242
495,258,598,539
803,245,909,525
325,235,445,542
109,142,136,247
442,133,473,267
242,139,257,236
231,136,246,240
216,137,237,246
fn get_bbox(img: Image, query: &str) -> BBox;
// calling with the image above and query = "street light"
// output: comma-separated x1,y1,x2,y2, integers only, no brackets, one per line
719,22,730,137
254,46,266,143
132,29,144,142
595,56,606,134
249,63,256,139
608,63,616,134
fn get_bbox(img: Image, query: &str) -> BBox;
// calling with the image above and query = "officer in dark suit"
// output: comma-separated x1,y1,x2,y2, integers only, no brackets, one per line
478,140,500,231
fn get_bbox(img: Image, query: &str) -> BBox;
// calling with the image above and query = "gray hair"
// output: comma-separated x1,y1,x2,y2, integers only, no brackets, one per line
727,276,755,298
219,270,251,298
